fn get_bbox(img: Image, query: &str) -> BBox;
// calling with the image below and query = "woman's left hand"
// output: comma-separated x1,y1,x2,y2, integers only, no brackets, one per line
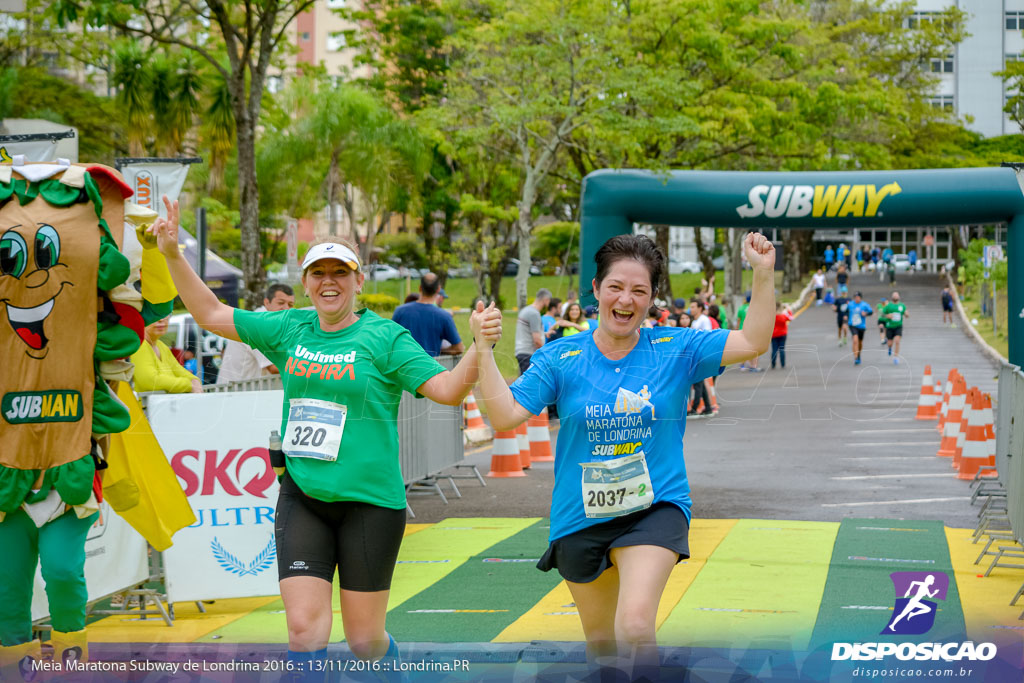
743,232,776,271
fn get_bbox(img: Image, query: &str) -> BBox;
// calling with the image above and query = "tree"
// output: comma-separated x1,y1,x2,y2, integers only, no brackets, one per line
52,0,316,308
439,0,634,307
532,221,580,278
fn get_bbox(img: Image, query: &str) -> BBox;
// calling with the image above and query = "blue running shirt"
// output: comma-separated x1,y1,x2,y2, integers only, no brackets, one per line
510,327,729,542
846,301,873,329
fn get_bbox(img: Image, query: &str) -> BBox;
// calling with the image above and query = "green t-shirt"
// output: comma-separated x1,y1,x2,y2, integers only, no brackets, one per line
737,303,749,330
881,302,906,328
234,307,445,509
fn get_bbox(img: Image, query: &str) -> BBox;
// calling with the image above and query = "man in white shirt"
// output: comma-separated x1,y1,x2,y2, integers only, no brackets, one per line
216,284,295,384
688,298,714,331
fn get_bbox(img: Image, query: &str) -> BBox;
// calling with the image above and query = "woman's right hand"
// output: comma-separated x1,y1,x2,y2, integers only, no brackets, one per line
148,196,182,261
470,300,502,346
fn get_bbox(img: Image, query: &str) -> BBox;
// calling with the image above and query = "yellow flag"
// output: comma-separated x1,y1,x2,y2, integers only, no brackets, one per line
104,383,195,550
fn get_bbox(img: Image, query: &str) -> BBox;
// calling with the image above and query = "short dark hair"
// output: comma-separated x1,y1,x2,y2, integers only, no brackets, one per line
708,304,720,319
404,292,420,303
593,234,664,295
689,297,706,310
420,272,441,297
265,283,294,301
548,297,562,313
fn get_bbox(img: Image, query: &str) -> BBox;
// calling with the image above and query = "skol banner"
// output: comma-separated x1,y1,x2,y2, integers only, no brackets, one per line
147,391,284,603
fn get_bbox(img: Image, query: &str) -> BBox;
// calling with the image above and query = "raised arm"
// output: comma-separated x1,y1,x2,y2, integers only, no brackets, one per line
722,233,775,365
148,196,240,342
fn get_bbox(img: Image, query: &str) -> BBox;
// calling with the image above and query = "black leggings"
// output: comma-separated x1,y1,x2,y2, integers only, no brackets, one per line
691,380,709,411
274,473,406,591
771,335,787,368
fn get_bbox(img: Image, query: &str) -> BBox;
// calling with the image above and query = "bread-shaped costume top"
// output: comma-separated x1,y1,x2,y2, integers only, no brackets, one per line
0,158,176,515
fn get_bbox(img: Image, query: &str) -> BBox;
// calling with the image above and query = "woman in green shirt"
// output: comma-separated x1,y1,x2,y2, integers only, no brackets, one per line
148,197,501,673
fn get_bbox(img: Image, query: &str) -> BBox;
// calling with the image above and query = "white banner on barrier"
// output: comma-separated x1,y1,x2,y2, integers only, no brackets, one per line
30,503,149,621
148,391,284,603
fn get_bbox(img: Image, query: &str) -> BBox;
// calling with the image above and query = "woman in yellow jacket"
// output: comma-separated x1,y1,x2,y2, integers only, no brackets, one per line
131,316,203,393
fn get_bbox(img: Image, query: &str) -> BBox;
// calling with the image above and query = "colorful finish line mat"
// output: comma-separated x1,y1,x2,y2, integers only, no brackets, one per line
81,517,1024,680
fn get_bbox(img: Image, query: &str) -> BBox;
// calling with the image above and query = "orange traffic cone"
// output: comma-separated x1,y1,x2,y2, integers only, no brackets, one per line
486,429,526,478
914,365,939,420
952,387,976,471
937,369,957,433
705,378,719,414
463,391,492,443
959,392,997,480
516,422,531,470
528,408,555,463
937,376,966,457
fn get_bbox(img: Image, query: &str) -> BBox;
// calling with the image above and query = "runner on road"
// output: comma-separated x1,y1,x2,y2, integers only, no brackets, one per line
470,233,776,680
941,287,954,326
847,292,873,365
834,263,849,297
880,291,908,365
832,292,849,346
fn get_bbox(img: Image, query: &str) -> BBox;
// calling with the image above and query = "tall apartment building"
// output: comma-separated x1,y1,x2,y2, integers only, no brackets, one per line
917,0,1024,137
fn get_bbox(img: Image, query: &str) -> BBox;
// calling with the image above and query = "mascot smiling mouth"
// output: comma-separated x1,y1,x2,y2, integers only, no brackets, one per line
7,296,54,350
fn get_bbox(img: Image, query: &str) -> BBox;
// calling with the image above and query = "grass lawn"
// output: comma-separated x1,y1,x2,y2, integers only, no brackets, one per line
959,295,1010,360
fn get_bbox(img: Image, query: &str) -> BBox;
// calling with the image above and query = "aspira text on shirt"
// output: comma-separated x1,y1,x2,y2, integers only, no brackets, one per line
284,345,358,380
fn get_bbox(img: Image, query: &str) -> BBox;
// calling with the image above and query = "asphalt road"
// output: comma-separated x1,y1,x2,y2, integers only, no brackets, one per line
407,272,1000,529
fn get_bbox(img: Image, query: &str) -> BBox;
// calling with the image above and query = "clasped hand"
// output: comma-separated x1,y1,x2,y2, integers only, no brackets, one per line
470,301,502,347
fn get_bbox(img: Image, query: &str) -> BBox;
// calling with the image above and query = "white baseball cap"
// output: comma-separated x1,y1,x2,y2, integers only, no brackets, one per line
300,242,361,272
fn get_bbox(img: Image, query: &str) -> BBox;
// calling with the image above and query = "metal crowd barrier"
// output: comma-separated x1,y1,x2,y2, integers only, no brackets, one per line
996,364,1024,541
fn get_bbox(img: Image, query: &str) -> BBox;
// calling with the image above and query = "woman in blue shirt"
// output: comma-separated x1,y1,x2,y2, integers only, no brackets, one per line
470,233,776,678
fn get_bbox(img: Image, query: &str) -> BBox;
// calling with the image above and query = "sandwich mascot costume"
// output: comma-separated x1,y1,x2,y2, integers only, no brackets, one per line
0,157,185,676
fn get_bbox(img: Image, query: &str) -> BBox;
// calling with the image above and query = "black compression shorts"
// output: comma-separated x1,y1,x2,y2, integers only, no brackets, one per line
275,472,406,590
851,327,865,340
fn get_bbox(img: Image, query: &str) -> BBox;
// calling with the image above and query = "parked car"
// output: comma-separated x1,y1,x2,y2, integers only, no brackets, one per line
447,264,476,279
161,314,228,384
365,264,402,280
669,259,702,274
503,258,542,276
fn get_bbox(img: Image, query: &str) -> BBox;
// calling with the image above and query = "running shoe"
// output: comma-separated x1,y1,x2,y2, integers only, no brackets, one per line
893,358,899,365
888,347,892,356
700,409,717,417
855,357,861,365
750,367,764,372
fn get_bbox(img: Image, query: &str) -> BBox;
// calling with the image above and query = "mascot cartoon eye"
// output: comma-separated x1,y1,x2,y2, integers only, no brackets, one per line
34,225,61,269
0,230,28,278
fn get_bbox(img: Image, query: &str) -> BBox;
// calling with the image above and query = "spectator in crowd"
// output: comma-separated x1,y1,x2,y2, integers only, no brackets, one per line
403,292,420,304
515,288,552,374
217,284,296,384
392,273,464,357
549,302,591,339
542,298,562,333
132,316,203,394
670,298,688,325
770,303,794,370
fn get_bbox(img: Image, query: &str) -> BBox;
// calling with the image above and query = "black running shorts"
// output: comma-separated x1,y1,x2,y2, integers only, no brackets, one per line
537,502,689,584
851,327,865,340
885,326,903,340
274,472,406,590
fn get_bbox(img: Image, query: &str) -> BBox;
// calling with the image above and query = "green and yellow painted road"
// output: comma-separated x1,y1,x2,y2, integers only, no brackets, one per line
87,518,1022,650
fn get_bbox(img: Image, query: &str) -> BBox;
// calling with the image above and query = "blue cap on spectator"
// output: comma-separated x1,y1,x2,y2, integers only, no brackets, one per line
584,305,598,317
673,298,686,308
